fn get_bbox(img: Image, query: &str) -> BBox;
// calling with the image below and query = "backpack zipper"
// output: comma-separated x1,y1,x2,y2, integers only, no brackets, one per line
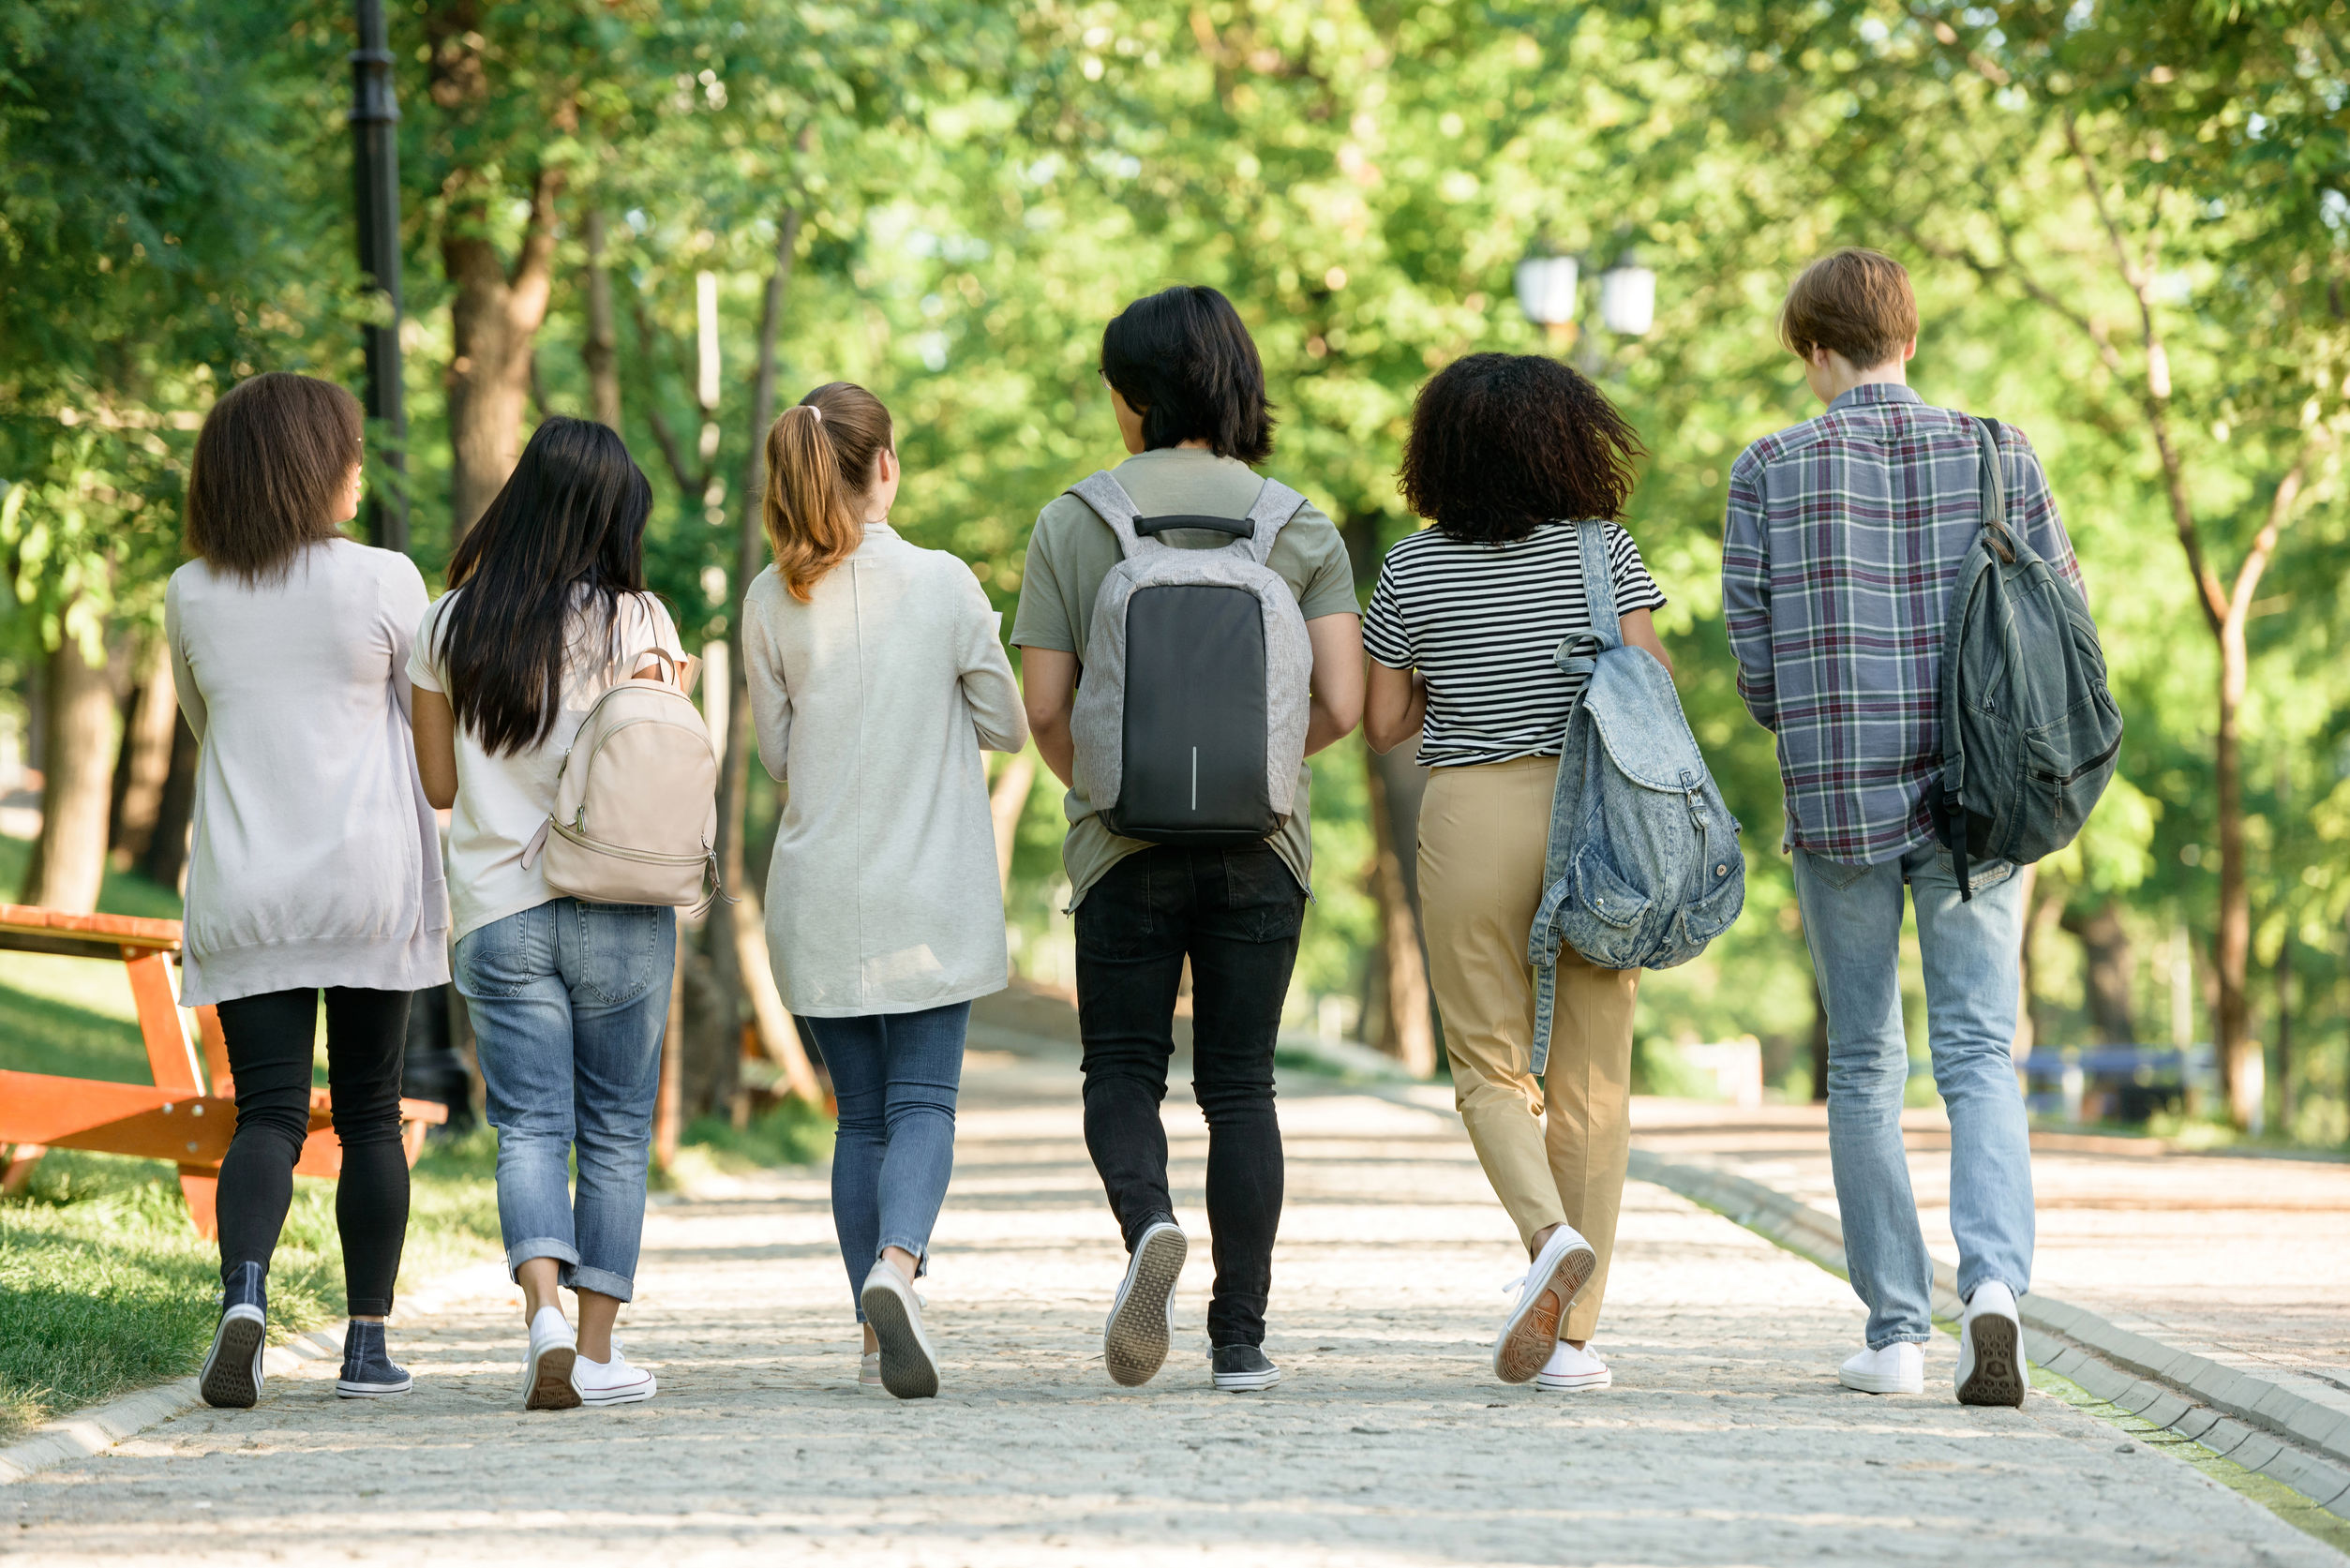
2026,736,2120,787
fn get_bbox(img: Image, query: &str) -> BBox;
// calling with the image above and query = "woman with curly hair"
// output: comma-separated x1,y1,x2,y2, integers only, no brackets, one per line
1363,352,1673,1394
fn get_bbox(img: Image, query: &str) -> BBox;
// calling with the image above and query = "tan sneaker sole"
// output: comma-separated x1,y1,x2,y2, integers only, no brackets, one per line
1104,1224,1187,1387
1494,1241,1595,1384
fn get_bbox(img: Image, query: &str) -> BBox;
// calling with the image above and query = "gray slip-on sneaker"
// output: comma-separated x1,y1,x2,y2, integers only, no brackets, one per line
1103,1219,1187,1388
1211,1343,1281,1392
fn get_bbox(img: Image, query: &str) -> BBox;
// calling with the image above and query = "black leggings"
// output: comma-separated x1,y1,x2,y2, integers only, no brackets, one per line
214,988,412,1317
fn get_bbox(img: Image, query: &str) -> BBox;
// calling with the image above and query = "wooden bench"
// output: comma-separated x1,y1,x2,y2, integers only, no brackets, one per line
0,903,447,1235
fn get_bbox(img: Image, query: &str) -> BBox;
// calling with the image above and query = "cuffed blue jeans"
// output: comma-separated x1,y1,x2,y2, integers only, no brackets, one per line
804,1002,968,1323
1792,844,2034,1349
455,898,675,1302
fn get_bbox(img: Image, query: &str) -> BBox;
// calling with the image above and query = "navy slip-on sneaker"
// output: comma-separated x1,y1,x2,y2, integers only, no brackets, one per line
200,1262,268,1410
336,1320,414,1398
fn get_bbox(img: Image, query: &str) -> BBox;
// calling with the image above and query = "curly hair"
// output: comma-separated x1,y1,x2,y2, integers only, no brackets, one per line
1397,353,1646,544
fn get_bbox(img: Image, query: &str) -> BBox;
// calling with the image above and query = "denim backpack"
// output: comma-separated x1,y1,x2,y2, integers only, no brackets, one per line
1525,521,1744,1070
1933,419,2123,900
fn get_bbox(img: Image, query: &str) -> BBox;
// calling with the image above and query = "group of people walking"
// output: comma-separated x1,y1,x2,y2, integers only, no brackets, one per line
168,247,2074,1415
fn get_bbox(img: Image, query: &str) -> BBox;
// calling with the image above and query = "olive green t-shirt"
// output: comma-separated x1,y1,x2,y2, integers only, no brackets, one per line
1009,446,1360,908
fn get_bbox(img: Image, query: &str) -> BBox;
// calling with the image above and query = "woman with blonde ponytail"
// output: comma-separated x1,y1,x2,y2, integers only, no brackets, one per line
741,381,1027,1398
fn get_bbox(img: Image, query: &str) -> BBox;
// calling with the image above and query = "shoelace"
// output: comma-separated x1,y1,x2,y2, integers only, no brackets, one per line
1501,1272,1533,1297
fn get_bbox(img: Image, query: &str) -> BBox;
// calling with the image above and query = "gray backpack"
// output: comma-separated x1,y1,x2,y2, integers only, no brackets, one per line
1933,417,2122,899
1066,471,1313,846
1526,521,1744,1070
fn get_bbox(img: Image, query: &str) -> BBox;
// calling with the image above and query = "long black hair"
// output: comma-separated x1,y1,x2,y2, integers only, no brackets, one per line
1099,285,1275,464
438,417,654,756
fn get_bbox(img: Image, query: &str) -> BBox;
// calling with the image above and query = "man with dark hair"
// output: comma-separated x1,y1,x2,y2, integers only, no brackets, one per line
1723,247,2087,1407
1012,284,1363,1394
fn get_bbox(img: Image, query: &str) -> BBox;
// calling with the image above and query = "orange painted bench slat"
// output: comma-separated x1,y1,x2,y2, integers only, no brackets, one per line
0,904,452,1235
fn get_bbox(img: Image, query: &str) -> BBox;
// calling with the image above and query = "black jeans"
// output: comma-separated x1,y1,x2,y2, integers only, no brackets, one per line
1074,844,1304,1348
214,987,412,1317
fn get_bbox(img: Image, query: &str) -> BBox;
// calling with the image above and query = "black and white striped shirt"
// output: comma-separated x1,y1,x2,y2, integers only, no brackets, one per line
1364,521,1668,769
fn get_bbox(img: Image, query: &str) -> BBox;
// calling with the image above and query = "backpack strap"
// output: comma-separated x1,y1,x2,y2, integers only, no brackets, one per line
1973,417,2017,565
1236,479,1310,566
1067,471,1157,560
1576,519,1622,647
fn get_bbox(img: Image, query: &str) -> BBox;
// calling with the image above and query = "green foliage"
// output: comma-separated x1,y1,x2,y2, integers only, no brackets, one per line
6,0,2347,1126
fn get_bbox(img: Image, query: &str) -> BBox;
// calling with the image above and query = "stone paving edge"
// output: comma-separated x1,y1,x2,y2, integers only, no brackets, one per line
1622,1147,2350,1520
0,1327,346,1486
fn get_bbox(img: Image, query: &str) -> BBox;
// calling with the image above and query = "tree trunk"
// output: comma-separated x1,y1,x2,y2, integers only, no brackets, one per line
142,712,197,892
2059,899,2138,1045
108,636,177,870
2215,627,2256,1127
1363,747,1436,1077
442,162,563,540
2274,928,2293,1133
1810,979,1830,1104
990,748,1037,894
582,208,621,430
21,636,119,913
701,200,806,1113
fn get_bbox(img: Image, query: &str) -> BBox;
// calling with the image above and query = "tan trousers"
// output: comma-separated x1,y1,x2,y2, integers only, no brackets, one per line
1417,755,1639,1342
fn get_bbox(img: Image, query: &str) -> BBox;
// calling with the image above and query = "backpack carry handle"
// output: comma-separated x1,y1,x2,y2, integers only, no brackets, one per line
1134,513,1254,540
1974,417,2016,565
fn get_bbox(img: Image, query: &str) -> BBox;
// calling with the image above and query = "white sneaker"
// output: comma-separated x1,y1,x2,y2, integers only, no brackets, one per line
859,1351,883,1390
1956,1280,2027,1407
1493,1225,1596,1384
571,1337,657,1407
1534,1340,1612,1391
1104,1219,1187,1388
1839,1340,1925,1395
860,1260,940,1400
522,1305,580,1411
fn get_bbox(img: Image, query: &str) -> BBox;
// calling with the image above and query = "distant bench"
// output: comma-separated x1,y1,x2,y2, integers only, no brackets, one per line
0,903,446,1234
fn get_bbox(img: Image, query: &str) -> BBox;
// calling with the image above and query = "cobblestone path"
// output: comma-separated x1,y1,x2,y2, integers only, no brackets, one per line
7,1036,2336,1565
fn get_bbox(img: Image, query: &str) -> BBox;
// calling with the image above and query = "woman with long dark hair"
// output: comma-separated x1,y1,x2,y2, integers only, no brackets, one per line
1364,353,1672,1393
172,371,449,1409
409,416,684,1411
744,381,1026,1399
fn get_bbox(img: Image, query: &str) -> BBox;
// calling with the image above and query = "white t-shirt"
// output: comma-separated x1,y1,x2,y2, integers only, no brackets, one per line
408,588,685,942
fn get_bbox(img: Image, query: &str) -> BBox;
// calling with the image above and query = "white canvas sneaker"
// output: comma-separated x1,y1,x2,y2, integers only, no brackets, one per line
1493,1225,1596,1384
1103,1219,1187,1387
1534,1340,1612,1392
1838,1340,1925,1395
1955,1280,2028,1407
522,1305,581,1411
572,1337,657,1407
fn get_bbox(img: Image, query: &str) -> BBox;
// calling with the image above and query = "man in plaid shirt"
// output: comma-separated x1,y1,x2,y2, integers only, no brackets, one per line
1723,248,2088,1411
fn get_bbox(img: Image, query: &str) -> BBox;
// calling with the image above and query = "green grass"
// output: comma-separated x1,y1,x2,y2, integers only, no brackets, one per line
0,1132,502,1442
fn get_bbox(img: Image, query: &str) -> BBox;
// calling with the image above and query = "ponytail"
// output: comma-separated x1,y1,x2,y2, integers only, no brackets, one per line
763,381,893,601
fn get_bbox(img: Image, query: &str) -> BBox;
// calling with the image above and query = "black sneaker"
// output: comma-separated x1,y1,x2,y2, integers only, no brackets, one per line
1211,1343,1280,1392
200,1261,268,1409
336,1321,414,1398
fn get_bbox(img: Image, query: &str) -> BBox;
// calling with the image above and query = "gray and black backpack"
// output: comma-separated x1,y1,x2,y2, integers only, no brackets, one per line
1934,419,2123,899
1066,470,1313,846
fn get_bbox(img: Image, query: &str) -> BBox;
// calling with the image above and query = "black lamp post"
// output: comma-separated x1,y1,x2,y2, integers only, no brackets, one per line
350,0,408,554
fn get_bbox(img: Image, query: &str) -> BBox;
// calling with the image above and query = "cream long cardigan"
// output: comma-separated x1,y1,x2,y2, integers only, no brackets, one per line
743,525,1028,1018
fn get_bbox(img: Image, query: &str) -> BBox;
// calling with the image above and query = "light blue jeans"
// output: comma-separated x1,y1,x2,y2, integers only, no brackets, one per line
1792,844,2034,1349
804,1002,968,1322
455,898,676,1301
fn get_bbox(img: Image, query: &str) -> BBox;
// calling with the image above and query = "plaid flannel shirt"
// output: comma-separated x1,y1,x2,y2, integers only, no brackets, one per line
1721,382,2085,865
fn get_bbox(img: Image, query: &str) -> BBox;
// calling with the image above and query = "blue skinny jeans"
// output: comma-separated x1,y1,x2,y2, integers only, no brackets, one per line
805,1001,969,1322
